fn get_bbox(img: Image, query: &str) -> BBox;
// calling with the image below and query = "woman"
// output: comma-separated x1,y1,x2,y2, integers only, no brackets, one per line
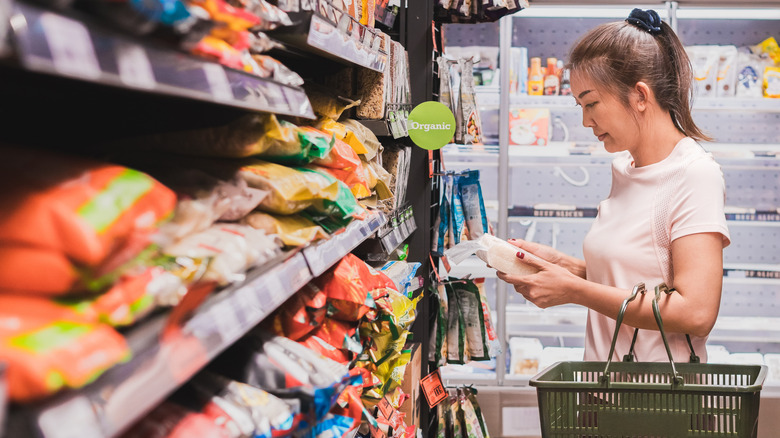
498,9,730,363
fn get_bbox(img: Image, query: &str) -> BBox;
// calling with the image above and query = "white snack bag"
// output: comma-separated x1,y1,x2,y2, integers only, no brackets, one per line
445,234,540,276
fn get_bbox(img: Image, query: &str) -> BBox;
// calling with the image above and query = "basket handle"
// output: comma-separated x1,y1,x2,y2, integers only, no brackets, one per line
601,282,644,384
601,283,686,387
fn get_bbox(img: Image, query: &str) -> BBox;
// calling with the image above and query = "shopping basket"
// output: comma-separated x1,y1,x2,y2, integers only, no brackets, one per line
530,283,767,437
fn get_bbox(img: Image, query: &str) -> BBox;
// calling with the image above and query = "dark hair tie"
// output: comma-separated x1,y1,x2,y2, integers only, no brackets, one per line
626,8,662,35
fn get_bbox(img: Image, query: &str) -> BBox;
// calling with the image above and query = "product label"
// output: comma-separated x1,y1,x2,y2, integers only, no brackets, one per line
407,101,456,150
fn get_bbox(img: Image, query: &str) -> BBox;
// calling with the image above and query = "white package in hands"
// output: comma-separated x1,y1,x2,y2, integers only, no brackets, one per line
445,234,540,276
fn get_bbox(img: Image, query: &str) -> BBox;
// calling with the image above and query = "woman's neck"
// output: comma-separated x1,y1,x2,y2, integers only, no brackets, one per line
631,110,686,168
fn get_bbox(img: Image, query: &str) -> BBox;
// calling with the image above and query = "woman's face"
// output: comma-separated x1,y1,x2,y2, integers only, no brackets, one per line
570,72,640,154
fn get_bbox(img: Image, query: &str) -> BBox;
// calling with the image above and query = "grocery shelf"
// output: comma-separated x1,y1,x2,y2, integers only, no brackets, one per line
475,90,780,113
7,213,386,438
378,206,417,254
269,7,387,73
358,119,392,137
302,212,387,276
6,1,315,119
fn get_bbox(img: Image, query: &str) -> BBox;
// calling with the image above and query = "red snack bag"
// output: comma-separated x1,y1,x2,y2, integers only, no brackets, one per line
298,318,361,363
121,401,236,438
314,254,396,321
264,283,328,341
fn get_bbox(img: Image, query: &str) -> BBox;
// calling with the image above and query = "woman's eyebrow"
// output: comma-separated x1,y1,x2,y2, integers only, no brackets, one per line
578,90,593,99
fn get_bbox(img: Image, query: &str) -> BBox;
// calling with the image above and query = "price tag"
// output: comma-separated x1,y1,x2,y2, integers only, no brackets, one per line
202,63,233,101
263,272,286,307
376,396,394,420
115,42,155,89
420,369,447,408
39,13,101,80
38,396,103,438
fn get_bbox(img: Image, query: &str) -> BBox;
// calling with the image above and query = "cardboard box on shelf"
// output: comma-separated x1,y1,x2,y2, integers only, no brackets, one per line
399,342,422,426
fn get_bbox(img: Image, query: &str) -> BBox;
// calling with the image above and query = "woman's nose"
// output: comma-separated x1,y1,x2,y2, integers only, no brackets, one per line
582,112,594,128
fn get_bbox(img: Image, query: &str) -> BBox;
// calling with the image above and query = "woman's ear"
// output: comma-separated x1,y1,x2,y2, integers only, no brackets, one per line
633,81,653,112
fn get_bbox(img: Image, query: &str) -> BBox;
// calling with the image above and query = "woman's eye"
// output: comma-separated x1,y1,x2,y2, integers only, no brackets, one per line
585,102,597,109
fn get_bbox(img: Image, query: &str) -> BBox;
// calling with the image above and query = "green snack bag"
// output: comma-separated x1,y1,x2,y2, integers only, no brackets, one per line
445,282,466,364
451,279,490,361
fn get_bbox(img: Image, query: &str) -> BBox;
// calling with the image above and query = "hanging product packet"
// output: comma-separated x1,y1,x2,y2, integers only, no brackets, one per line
465,387,490,438
475,278,500,358
432,174,453,256
459,388,486,438
458,170,489,240
448,279,489,361
450,173,467,246
243,211,329,247
445,281,466,364
459,57,484,145
429,285,449,367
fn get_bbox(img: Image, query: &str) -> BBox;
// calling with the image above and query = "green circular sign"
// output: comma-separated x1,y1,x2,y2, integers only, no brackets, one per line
407,101,456,150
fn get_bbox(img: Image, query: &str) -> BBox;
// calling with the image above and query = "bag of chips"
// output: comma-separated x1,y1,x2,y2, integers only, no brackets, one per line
239,160,340,215
263,283,328,340
298,318,362,364
120,401,238,438
304,170,366,225
259,124,334,166
314,254,394,321
0,297,131,402
449,279,490,361
243,211,329,247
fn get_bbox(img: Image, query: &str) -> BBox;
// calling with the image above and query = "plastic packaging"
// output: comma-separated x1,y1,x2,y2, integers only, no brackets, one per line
716,45,738,97
445,234,540,277
458,170,488,240
445,282,466,364
263,283,328,341
736,50,769,98
447,280,489,361
764,66,780,98
509,337,543,375
239,159,340,215
314,254,395,322
243,211,328,247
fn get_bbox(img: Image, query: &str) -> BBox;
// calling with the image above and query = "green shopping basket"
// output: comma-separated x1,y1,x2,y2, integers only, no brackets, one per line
530,283,768,437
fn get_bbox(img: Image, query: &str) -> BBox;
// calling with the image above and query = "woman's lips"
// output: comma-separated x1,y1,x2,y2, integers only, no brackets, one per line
597,133,607,141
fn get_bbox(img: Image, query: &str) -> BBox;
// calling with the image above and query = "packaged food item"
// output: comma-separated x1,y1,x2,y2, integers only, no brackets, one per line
0,300,131,402
450,174,467,246
431,176,451,256
379,261,421,297
245,0,293,30
314,254,395,321
360,0,376,26
192,0,261,30
764,66,780,98
0,147,175,295
304,170,366,224
163,223,281,284
458,170,488,240
311,136,362,171
263,283,328,340
211,332,353,423
736,50,769,98
298,318,362,363
305,85,360,121
259,123,334,166
356,35,389,120
251,54,305,86
243,211,328,247
751,36,780,64
445,282,466,364
465,387,490,438
435,395,450,438
447,279,489,361
445,234,540,277
686,45,720,98
475,279,500,358
341,120,382,160
459,388,485,438
716,45,738,97
312,165,371,199
459,57,483,144
120,401,238,438
249,31,284,53
508,337,543,375
190,371,295,436
239,160,340,215
429,285,449,366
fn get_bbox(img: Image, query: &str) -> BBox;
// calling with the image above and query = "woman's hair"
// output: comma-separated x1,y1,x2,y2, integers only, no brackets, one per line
567,19,711,142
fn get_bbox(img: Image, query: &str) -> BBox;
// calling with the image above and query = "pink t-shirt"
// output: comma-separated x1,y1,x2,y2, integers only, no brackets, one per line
582,137,730,363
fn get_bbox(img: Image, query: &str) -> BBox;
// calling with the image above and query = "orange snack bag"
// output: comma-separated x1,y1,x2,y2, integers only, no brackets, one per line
0,295,130,402
314,254,397,321
0,146,175,271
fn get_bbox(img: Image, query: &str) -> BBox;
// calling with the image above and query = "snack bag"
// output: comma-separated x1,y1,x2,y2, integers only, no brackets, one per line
764,66,780,98
298,318,362,363
304,170,366,225
243,211,329,247
465,387,490,438
0,298,131,402
239,159,340,215
259,124,334,166
120,401,237,438
458,170,489,240
263,282,328,340
312,165,371,199
445,282,466,364
448,279,490,361
314,254,394,321
163,223,281,284
459,388,485,438
751,37,780,64
0,147,175,268
445,234,540,277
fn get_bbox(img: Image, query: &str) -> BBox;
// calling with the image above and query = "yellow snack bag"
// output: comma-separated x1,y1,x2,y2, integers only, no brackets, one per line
764,66,780,98
316,118,349,141
239,160,339,215
752,37,780,65
243,211,329,247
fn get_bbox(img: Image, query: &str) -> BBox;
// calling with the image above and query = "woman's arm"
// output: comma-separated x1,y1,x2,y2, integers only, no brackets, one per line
498,232,723,337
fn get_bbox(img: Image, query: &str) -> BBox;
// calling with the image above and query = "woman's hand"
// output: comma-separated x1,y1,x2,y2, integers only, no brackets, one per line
496,253,584,308
506,238,587,279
